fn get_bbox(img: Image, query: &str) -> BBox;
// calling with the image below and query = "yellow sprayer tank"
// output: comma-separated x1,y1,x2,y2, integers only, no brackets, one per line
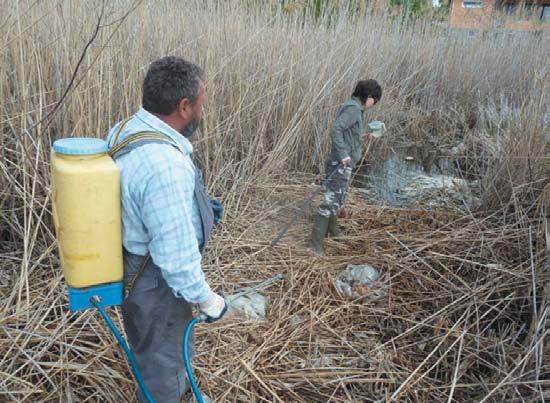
51,138,123,310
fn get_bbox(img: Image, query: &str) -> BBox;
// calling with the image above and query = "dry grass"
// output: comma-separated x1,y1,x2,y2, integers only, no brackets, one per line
1,0,549,401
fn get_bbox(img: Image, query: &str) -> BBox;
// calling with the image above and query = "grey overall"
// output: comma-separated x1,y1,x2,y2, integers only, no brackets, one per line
111,136,214,403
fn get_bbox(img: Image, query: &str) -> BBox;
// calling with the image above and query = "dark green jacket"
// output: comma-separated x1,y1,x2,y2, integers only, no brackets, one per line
329,96,364,166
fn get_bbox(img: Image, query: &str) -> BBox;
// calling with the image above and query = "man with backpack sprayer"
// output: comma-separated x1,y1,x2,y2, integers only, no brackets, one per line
106,56,225,403
308,79,383,255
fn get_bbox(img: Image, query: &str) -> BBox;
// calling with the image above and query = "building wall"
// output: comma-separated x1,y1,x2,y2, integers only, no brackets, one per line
450,0,550,30
450,0,496,29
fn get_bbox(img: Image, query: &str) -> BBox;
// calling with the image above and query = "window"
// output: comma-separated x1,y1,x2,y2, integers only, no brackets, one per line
506,3,536,18
463,1,483,8
505,4,517,15
541,5,550,21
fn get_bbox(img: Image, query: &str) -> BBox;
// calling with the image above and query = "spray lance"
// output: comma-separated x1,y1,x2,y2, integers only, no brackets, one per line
271,120,385,246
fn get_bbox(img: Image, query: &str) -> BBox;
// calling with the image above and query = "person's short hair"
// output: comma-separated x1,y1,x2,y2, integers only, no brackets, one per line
352,79,382,104
142,56,204,115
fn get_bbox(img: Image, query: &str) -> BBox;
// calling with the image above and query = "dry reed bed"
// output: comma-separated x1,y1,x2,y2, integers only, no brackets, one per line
1,1,547,180
2,182,547,401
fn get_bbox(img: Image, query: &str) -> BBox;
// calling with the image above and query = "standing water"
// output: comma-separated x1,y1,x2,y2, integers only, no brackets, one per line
354,148,479,209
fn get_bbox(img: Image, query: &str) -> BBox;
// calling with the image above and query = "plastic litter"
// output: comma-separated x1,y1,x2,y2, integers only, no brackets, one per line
334,264,386,301
225,273,284,321
227,291,267,320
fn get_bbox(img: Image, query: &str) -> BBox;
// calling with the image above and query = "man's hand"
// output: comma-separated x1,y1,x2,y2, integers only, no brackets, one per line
209,196,223,224
341,156,351,166
199,291,227,322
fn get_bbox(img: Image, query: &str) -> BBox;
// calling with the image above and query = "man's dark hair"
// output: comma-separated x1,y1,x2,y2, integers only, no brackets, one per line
352,79,382,104
142,56,204,115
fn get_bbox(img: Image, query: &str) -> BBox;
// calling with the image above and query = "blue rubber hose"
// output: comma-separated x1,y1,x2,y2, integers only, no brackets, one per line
183,315,204,403
90,297,155,403
91,296,207,402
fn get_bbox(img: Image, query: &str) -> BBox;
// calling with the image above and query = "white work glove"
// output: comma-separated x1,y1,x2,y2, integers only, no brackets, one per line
340,156,352,166
198,291,227,322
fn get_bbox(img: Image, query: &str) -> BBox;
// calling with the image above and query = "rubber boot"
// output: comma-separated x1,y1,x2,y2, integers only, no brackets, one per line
307,214,330,255
327,215,339,237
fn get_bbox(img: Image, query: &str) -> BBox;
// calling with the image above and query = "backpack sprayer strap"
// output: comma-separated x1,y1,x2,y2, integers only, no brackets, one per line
124,255,151,298
109,118,179,298
110,118,131,146
108,117,180,158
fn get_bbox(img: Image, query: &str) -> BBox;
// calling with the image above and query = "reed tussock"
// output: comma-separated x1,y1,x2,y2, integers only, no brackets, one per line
1,0,549,401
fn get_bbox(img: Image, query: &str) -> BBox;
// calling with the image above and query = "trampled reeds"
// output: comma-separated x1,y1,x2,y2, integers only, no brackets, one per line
1,0,548,401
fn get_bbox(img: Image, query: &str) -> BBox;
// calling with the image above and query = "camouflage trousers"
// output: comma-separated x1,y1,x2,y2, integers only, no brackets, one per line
317,161,353,218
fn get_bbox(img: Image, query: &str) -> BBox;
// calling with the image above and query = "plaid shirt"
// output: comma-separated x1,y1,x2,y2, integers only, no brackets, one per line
106,107,210,303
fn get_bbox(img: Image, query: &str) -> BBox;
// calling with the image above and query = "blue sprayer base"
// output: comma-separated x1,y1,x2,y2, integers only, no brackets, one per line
68,282,123,311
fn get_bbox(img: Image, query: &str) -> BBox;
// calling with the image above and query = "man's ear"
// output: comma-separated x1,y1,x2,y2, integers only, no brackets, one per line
177,98,192,119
